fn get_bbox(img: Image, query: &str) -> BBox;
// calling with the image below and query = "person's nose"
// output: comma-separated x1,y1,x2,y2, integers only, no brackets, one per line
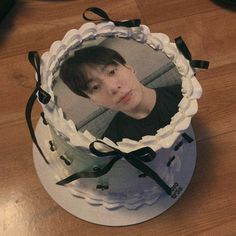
105,78,122,95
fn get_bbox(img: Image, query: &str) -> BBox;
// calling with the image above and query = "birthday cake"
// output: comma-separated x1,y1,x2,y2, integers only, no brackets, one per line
27,14,208,210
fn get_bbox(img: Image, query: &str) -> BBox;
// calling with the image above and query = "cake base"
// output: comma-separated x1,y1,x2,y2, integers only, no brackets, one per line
33,120,196,226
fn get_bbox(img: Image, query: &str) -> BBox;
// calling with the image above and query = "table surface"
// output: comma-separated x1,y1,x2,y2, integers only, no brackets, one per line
0,1,235,235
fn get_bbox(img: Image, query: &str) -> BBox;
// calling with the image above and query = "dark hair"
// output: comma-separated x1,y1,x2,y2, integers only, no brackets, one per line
59,46,126,98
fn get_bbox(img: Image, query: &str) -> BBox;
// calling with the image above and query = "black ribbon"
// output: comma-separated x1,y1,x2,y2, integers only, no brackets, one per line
83,7,141,27
181,132,194,143
57,140,174,196
175,36,209,70
25,51,51,164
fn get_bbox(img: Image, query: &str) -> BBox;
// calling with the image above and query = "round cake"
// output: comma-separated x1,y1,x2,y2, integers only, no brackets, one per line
30,20,204,210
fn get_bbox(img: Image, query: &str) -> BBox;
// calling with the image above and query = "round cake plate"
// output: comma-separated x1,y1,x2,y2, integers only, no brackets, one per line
33,120,196,226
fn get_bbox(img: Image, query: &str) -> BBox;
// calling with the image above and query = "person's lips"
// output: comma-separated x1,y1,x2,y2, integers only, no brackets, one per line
118,90,132,104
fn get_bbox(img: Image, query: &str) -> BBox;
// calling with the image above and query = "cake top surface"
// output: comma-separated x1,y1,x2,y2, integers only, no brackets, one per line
37,20,203,153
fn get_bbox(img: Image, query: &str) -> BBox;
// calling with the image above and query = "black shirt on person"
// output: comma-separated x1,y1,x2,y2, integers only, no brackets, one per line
102,84,183,143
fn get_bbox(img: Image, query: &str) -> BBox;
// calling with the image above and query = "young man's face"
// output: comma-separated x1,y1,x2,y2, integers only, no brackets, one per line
83,64,145,114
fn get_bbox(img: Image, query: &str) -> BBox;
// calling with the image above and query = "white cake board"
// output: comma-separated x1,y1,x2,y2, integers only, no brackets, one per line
33,120,196,226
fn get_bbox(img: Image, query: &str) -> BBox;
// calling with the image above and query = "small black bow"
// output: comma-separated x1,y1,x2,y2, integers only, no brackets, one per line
175,36,209,71
57,140,174,196
83,7,141,27
28,51,51,104
25,51,51,164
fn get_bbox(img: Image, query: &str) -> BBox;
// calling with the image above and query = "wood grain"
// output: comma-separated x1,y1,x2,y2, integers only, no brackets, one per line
0,0,235,235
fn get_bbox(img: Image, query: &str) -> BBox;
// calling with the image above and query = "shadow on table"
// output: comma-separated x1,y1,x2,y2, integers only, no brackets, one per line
0,1,23,47
211,0,236,11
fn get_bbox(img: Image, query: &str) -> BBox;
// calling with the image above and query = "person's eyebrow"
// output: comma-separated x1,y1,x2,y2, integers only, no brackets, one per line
85,64,118,86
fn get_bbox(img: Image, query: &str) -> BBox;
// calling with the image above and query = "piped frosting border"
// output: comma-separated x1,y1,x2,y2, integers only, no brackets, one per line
38,22,202,153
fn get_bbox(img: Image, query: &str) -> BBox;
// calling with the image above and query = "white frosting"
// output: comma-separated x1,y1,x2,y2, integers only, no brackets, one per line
36,22,203,210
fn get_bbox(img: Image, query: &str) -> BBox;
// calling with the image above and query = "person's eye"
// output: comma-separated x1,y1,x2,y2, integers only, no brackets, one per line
108,68,117,76
91,84,100,91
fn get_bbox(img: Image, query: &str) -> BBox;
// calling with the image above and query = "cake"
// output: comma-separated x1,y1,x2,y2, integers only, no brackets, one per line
27,17,208,210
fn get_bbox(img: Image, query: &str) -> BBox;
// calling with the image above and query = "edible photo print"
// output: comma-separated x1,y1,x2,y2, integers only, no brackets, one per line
53,37,182,143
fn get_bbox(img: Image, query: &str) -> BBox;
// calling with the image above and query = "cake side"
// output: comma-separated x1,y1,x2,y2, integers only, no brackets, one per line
45,122,184,210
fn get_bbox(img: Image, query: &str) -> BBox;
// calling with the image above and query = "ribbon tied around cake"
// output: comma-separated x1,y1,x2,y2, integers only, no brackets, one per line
57,140,176,196
25,51,51,164
83,7,141,27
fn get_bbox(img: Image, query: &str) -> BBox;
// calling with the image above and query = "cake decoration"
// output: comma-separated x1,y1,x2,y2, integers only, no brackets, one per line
26,7,209,211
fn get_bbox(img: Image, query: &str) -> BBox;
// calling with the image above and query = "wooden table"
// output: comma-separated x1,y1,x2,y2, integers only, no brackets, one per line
1,1,235,235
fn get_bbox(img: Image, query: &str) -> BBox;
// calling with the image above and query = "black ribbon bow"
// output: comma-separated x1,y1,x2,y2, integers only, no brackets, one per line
175,36,209,71
56,140,174,196
83,7,141,27
25,51,51,164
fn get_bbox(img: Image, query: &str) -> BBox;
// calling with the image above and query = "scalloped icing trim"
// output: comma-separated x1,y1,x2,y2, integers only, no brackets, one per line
39,21,202,154
69,185,163,210
64,155,176,210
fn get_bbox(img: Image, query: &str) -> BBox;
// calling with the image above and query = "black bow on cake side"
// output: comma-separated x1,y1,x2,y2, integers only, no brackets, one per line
175,36,209,72
56,140,176,196
25,51,51,164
